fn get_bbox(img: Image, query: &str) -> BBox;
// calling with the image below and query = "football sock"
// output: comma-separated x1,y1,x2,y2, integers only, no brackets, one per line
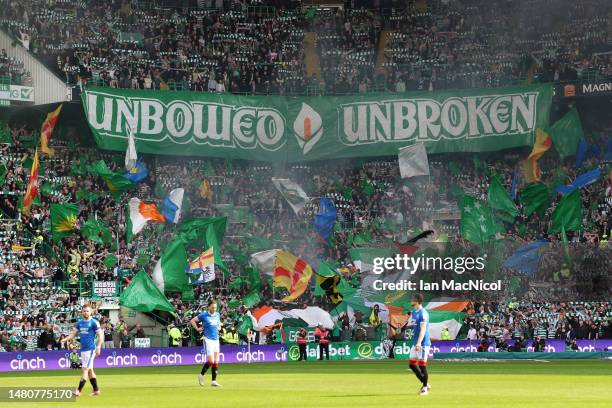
201,362,210,375
420,365,429,387
409,363,423,382
78,379,86,392
212,364,218,381
90,378,99,391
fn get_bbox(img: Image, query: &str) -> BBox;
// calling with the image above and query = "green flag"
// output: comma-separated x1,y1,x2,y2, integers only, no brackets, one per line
227,298,241,309
50,203,79,242
237,315,253,337
549,109,582,159
70,161,88,177
459,195,503,244
76,189,99,203
136,253,150,266
40,182,57,196
351,230,372,246
103,254,118,269
245,266,261,292
178,217,227,247
243,291,261,308
119,271,176,314
551,168,567,191
23,157,44,176
550,189,582,233
82,217,112,245
152,238,189,293
520,183,550,217
488,174,518,219
205,223,229,274
89,160,134,192
177,217,228,273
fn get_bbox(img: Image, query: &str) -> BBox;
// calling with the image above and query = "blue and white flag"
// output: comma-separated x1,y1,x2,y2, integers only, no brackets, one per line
162,188,184,223
123,161,148,183
503,240,549,278
555,167,601,195
313,197,336,241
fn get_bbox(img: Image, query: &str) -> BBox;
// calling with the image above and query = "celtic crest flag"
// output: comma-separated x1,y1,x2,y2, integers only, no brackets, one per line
459,195,503,244
487,174,518,220
50,203,79,242
271,178,309,215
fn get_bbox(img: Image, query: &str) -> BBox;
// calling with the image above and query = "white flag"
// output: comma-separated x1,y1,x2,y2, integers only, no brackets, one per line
250,249,280,276
271,178,310,215
125,125,137,171
398,143,430,179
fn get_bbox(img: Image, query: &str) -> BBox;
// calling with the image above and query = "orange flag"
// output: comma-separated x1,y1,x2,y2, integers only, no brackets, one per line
40,105,63,156
527,128,553,161
22,149,40,215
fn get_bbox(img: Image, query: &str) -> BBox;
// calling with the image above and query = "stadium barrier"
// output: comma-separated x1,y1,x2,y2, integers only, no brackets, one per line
0,345,288,372
2,340,610,371
434,352,610,360
284,339,612,361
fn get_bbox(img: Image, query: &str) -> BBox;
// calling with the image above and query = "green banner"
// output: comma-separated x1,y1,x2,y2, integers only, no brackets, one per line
82,85,552,162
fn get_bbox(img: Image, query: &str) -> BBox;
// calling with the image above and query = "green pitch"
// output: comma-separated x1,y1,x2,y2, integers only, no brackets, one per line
1,360,610,408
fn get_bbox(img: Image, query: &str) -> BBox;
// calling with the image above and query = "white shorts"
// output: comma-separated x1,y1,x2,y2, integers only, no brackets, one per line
203,338,220,357
80,350,96,369
409,345,431,362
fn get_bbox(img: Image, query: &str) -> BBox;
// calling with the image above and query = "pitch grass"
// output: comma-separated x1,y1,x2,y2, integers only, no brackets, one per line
1,360,611,408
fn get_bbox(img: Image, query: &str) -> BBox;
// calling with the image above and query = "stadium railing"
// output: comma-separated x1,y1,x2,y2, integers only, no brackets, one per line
84,75,610,97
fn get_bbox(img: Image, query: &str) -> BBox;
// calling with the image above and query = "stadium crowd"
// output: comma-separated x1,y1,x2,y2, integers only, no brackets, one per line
0,0,609,95
0,50,31,86
0,0,611,352
1,116,611,351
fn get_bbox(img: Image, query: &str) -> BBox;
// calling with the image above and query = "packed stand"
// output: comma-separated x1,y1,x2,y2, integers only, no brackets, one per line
1,113,612,350
0,0,610,95
0,49,31,86
462,301,612,351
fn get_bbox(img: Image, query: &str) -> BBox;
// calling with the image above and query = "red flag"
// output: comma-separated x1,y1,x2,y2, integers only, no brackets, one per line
22,149,40,215
41,105,62,156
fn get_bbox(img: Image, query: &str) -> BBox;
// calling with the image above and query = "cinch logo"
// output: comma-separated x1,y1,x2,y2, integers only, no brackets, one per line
578,345,595,352
275,346,287,361
236,349,265,362
357,343,373,358
450,344,480,353
150,350,182,365
10,355,46,370
105,352,138,367
58,353,71,369
195,350,225,364
293,103,323,154
288,345,300,361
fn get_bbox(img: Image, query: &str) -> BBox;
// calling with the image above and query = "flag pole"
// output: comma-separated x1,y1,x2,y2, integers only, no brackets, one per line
247,331,251,364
